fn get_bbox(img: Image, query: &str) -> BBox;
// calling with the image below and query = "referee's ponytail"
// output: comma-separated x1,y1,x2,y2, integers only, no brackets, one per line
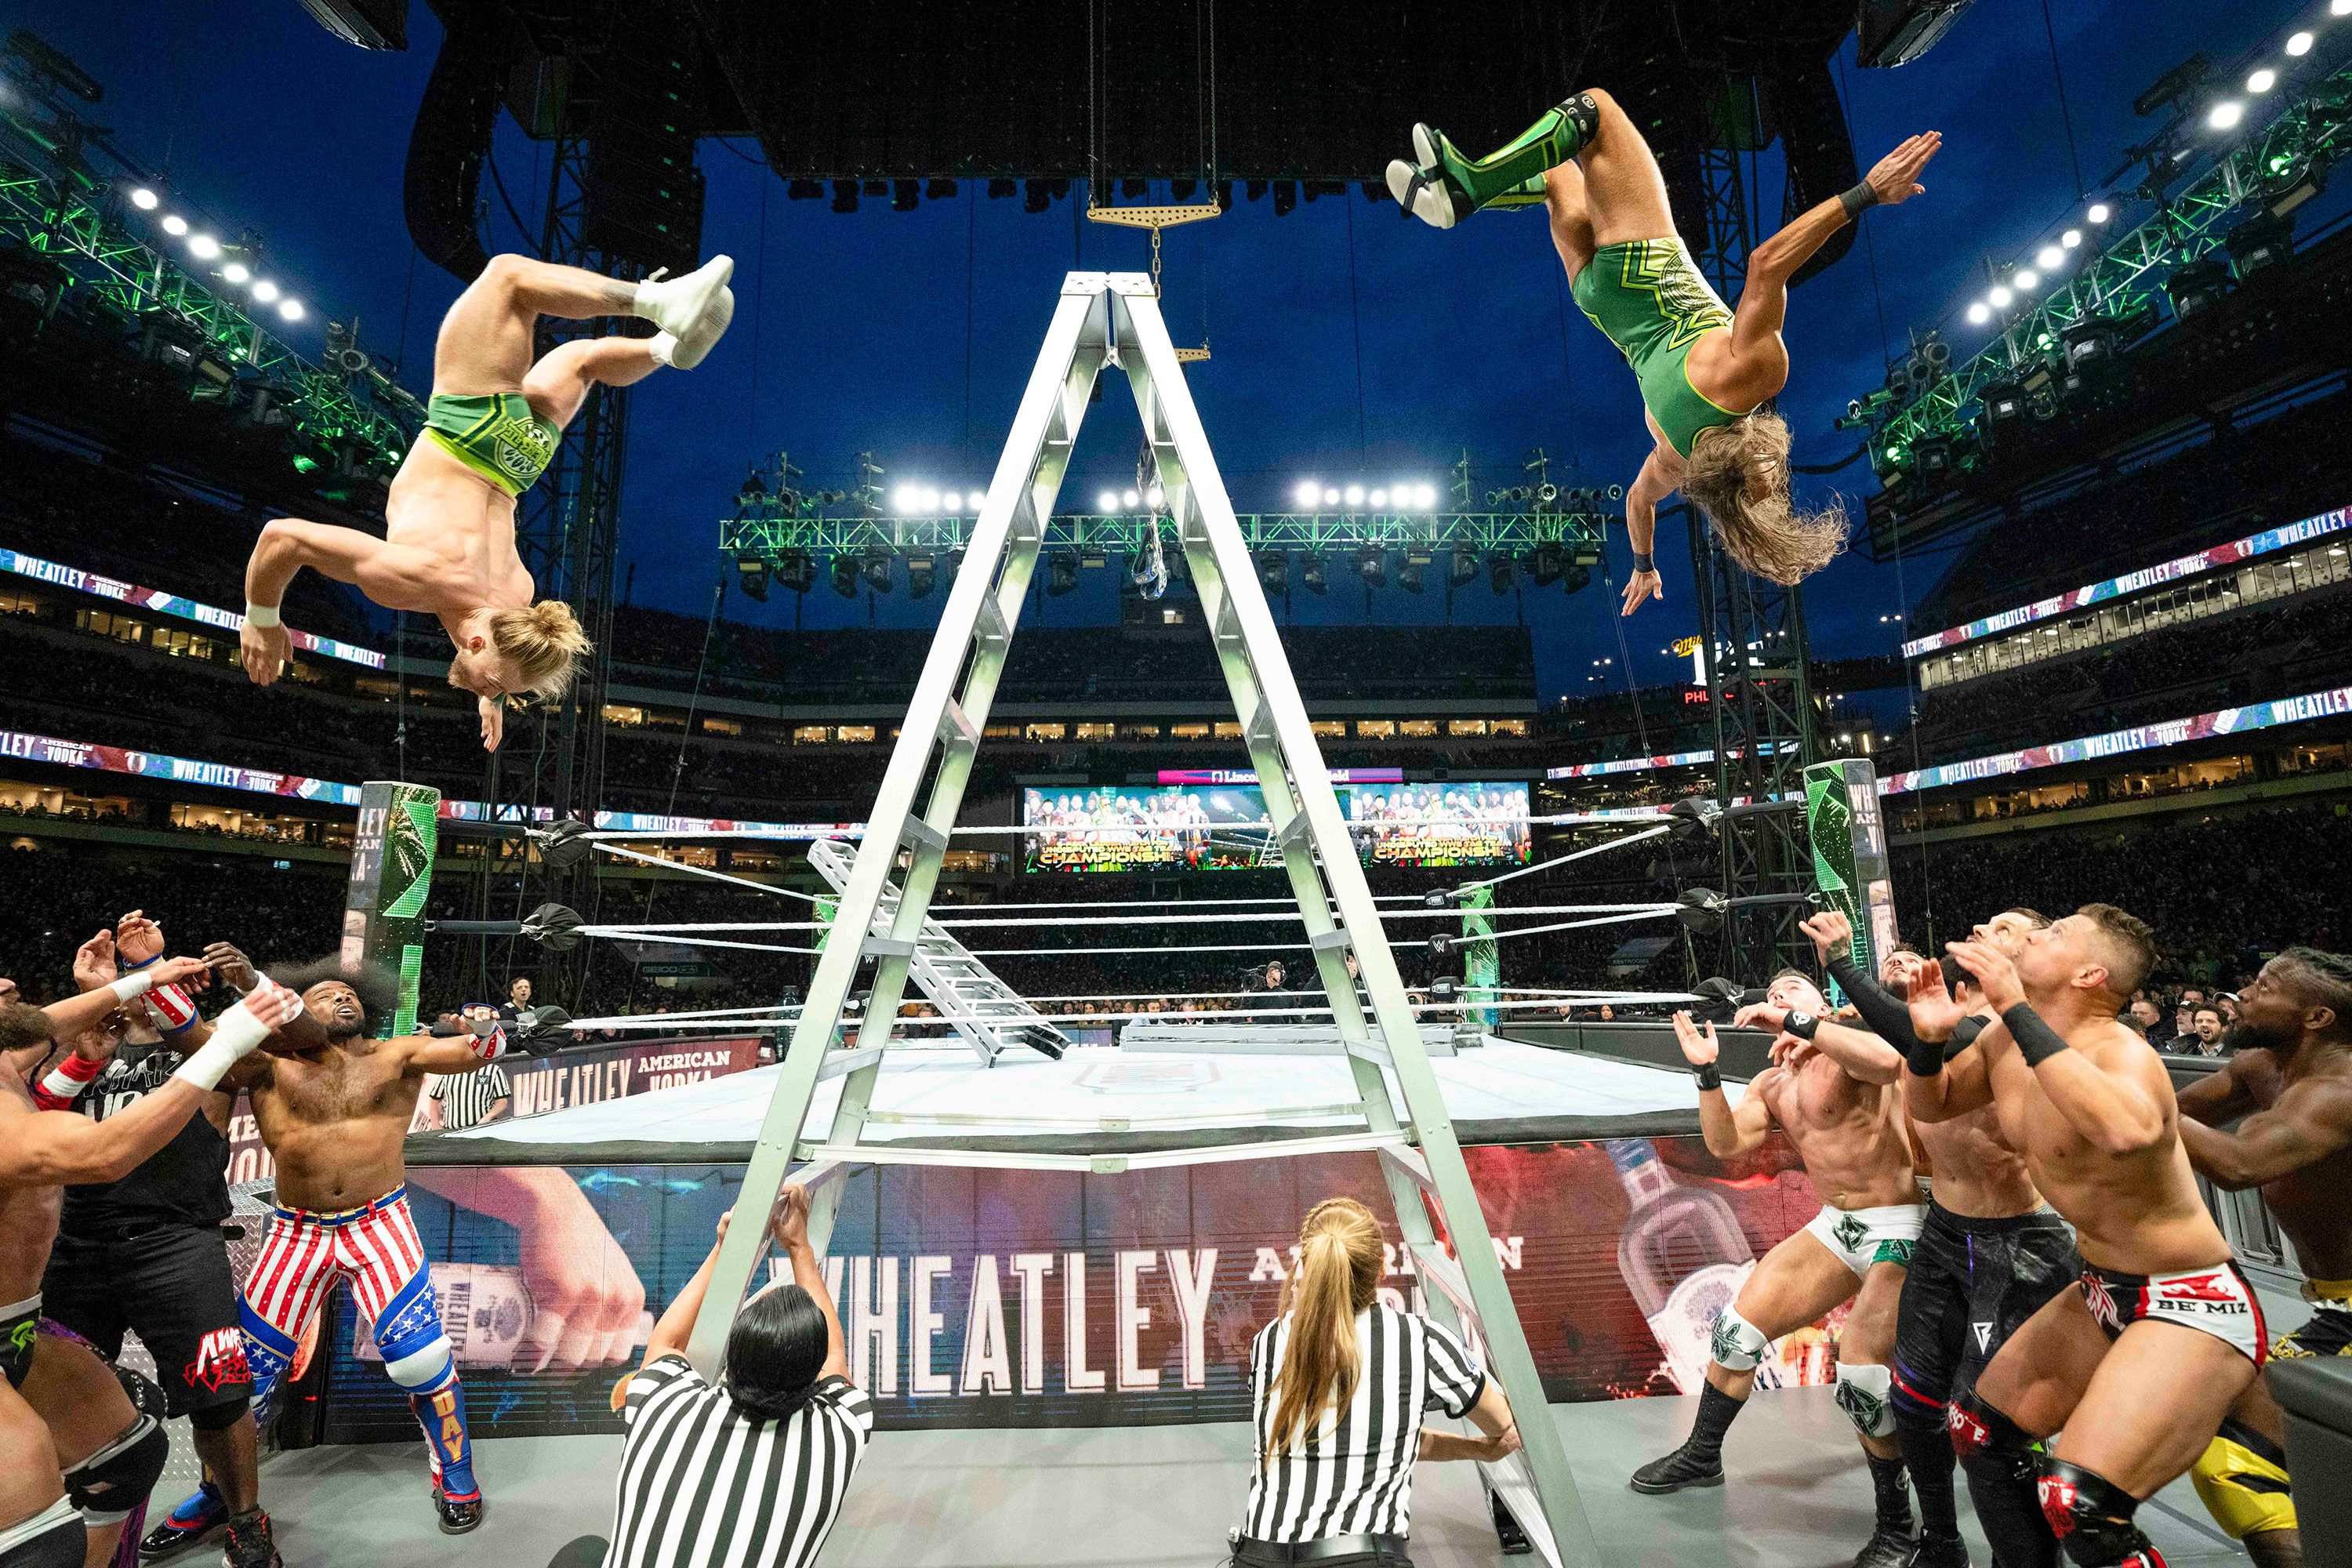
721,1283,829,1422
1266,1197,1384,1460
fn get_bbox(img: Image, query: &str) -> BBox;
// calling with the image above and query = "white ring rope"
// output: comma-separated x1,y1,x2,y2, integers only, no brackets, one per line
556,991,1703,1033
593,840,829,902
1454,822,1675,893
579,811,1643,842
578,901,1670,938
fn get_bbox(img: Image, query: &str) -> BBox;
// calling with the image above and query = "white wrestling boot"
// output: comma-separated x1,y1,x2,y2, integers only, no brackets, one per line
632,256,735,368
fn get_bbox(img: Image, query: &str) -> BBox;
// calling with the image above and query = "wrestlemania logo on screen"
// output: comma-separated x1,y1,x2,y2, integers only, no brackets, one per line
1021,782,1532,874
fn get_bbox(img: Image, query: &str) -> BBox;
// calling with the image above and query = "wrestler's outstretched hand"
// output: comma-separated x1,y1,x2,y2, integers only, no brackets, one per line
1621,568,1663,617
1903,957,1966,1044
1865,132,1940,208
477,695,506,753
1671,1009,1720,1067
240,618,289,686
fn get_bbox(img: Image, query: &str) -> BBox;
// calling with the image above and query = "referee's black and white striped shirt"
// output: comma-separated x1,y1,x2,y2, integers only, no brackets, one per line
604,1354,873,1568
428,1064,509,1131
1243,1305,1486,1542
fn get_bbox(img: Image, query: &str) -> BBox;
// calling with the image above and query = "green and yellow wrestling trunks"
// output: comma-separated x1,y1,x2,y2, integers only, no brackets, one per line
1570,236,1746,459
423,392,561,497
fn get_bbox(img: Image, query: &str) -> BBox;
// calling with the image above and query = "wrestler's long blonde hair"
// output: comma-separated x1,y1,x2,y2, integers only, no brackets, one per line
488,600,593,697
1265,1197,1385,1461
1683,414,1848,585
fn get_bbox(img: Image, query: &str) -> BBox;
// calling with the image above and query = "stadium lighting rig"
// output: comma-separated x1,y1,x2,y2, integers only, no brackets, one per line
1855,1,2352,510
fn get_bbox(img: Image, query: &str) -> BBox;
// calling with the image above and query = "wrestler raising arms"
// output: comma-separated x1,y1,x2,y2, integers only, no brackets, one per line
238,253,735,750
1,961,301,1568
2171,947,2352,1568
1907,907,2259,1568
1646,970,1923,1568
1388,92,1937,605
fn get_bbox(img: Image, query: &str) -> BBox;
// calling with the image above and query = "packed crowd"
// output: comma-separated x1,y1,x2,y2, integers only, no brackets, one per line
1911,585,2352,760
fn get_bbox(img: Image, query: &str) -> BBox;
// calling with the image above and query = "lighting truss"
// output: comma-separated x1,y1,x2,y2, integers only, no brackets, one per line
1862,57,2352,489
721,506,1610,561
0,124,416,474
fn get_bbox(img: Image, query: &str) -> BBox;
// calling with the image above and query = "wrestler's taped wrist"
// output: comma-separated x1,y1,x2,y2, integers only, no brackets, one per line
1904,1030,1946,1078
107,971,158,1005
172,999,272,1091
1784,1011,1820,1041
1631,551,1656,573
243,601,281,629
1692,1061,1722,1091
1838,181,1882,219
2001,1002,2071,1068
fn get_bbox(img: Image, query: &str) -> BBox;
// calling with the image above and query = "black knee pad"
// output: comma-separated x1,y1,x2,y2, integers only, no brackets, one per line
1561,93,1601,144
64,1416,168,1526
187,1396,250,1433
2038,1460,2158,1566
111,1365,168,1423
1948,1386,2039,1480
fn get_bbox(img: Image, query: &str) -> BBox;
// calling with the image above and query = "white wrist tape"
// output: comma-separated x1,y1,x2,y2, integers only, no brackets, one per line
107,972,158,1006
172,998,273,1092
243,602,282,630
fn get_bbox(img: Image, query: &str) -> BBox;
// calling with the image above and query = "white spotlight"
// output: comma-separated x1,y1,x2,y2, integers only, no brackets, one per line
1369,488,1388,508
2087,201,2112,223
251,279,280,303
1145,485,1165,510
129,187,159,210
1414,482,1438,508
277,299,303,322
919,487,941,513
187,234,221,260
1121,488,1141,509
2036,245,2063,270
1966,301,1992,325
2288,31,2314,56
1097,489,1120,512
2334,0,2350,18
2208,101,2245,132
1342,484,1365,507
891,485,916,514
2062,228,2082,249
942,491,963,513
161,214,188,236
1988,285,2014,307
1322,487,1340,506
1295,480,1322,508
222,262,250,284
2013,269,2038,290
2248,68,2278,94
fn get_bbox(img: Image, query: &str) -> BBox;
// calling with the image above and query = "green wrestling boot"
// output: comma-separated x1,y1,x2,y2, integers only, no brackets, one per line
1388,94,1602,229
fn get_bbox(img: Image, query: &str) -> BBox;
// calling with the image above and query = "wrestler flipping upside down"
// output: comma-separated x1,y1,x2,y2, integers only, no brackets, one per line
238,254,737,750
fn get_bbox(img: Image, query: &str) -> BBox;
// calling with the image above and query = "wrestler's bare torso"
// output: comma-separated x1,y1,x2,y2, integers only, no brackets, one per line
383,437,536,625
1751,1049,1918,1211
240,1036,436,1212
2207,1047,2352,1280
0,1062,66,1303
1982,1017,2223,1274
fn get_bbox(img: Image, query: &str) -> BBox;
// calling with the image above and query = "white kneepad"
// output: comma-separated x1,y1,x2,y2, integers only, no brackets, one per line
1708,1305,1771,1372
1834,1361,1896,1437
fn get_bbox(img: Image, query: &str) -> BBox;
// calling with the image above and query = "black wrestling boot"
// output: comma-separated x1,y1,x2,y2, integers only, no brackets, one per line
436,1488,485,1535
1631,1382,1739,1494
1851,1452,1918,1567
220,1508,282,1568
1907,1532,1971,1568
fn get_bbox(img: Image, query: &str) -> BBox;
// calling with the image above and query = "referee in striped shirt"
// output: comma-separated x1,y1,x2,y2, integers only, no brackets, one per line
592,1185,869,1568
1236,1198,1522,1566
428,1007,511,1130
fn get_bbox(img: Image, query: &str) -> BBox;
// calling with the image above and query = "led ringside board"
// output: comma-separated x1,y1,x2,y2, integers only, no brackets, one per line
1803,759,1899,1001
1020,781,1533,873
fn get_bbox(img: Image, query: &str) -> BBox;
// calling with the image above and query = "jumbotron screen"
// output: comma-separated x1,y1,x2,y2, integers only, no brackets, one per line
1021,782,1532,873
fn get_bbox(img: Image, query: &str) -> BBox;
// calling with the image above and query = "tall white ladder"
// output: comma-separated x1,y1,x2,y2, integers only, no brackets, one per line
688,273,1599,1566
805,837,1069,1065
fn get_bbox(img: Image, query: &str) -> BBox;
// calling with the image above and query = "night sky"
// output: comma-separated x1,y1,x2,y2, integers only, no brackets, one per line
15,1,2274,699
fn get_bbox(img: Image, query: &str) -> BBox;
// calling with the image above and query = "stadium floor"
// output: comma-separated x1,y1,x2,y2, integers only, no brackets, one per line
245,1385,2243,1566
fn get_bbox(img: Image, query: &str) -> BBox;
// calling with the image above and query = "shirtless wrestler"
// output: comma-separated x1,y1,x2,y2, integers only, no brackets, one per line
0,961,299,1568
238,252,735,750
1813,906,2083,1568
1645,969,1925,1568
202,961,514,1534
2170,947,2352,1568
1907,906,2260,1568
